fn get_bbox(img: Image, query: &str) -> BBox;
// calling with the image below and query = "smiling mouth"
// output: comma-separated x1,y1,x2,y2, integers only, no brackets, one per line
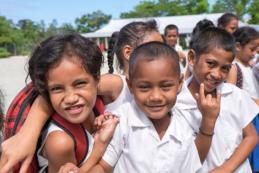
146,105,165,111
65,105,84,115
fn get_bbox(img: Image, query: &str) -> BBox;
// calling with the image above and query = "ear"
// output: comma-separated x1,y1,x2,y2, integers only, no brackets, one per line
177,74,184,93
123,45,133,62
235,42,242,52
126,76,134,94
187,49,196,66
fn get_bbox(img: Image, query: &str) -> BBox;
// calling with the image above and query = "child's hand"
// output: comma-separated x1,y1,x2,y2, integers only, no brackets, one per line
58,162,82,173
195,83,221,134
209,166,232,173
93,112,119,144
195,83,221,123
0,132,36,173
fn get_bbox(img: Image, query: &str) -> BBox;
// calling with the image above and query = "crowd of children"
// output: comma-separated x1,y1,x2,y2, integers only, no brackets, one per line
0,12,258,173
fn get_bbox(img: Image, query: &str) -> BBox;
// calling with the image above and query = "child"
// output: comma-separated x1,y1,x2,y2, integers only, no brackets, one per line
227,26,259,100
2,34,118,173
176,27,258,172
0,20,163,172
85,41,220,173
217,12,239,34
164,24,186,72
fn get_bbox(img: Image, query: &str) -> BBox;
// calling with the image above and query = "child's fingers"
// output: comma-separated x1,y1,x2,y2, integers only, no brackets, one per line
199,83,206,101
216,92,221,104
0,157,13,173
19,157,32,173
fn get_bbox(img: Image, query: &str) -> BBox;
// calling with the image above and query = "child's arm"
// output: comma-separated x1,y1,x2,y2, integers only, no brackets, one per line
0,95,53,173
98,74,123,105
209,123,258,173
79,113,119,172
56,113,118,173
194,83,221,163
226,64,237,84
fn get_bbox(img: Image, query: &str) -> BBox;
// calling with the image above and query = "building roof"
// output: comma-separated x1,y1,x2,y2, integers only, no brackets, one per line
82,13,239,38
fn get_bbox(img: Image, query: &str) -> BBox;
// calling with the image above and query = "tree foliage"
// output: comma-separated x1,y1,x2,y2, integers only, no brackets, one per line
75,10,111,33
211,0,251,20
248,0,259,24
120,0,208,18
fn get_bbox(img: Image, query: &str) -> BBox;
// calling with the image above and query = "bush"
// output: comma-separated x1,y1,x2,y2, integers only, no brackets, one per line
0,48,11,58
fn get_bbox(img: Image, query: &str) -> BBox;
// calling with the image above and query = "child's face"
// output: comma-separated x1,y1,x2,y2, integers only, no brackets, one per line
225,19,238,34
237,38,259,63
46,56,98,124
165,29,178,47
128,57,182,120
191,48,233,93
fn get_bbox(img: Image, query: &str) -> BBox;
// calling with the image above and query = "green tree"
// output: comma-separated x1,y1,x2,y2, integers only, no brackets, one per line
211,0,251,20
120,0,208,18
0,16,13,46
75,10,111,33
248,0,259,24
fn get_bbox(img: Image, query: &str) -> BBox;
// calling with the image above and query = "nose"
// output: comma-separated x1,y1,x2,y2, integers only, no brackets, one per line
211,68,222,80
64,89,79,105
149,88,163,102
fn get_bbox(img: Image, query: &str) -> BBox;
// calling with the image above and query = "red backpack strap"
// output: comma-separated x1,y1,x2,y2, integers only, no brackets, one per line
4,82,38,138
235,63,243,89
51,114,89,165
4,83,39,173
93,96,105,116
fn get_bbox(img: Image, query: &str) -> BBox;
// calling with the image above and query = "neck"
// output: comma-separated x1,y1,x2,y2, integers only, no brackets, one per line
151,114,171,140
83,111,95,134
236,58,250,67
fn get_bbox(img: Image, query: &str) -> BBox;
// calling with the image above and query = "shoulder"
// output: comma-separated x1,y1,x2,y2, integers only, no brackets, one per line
99,74,124,104
43,131,75,160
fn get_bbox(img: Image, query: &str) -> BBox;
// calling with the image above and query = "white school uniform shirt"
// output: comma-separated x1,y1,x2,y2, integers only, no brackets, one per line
105,74,133,112
175,77,259,173
102,100,202,173
37,122,94,173
235,61,259,99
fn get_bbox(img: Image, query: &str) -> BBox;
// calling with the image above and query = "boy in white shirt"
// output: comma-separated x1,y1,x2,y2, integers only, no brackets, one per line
176,27,259,172
86,41,221,173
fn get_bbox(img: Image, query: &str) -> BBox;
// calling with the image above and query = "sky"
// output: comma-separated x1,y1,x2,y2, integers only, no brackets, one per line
0,0,143,25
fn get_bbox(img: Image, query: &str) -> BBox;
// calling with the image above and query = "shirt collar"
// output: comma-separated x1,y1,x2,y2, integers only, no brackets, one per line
128,100,152,128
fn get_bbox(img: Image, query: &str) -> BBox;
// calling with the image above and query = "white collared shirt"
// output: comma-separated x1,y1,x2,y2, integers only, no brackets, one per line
103,100,201,173
175,77,259,173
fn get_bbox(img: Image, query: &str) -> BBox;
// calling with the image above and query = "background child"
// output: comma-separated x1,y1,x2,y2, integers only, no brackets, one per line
163,24,186,73
87,41,220,173
217,12,239,34
227,26,259,101
176,27,258,172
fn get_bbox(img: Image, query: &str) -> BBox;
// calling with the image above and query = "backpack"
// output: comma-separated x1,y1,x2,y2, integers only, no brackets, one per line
4,83,105,173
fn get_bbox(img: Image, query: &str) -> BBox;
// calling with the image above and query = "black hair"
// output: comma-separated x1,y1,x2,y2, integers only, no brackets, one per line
129,41,180,79
28,33,103,99
189,19,215,48
114,20,159,71
217,13,238,28
191,27,236,59
164,24,179,36
107,31,119,74
233,26,259,47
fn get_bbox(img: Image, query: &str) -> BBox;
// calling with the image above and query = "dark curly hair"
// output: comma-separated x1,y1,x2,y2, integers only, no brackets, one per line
28,33,103,99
